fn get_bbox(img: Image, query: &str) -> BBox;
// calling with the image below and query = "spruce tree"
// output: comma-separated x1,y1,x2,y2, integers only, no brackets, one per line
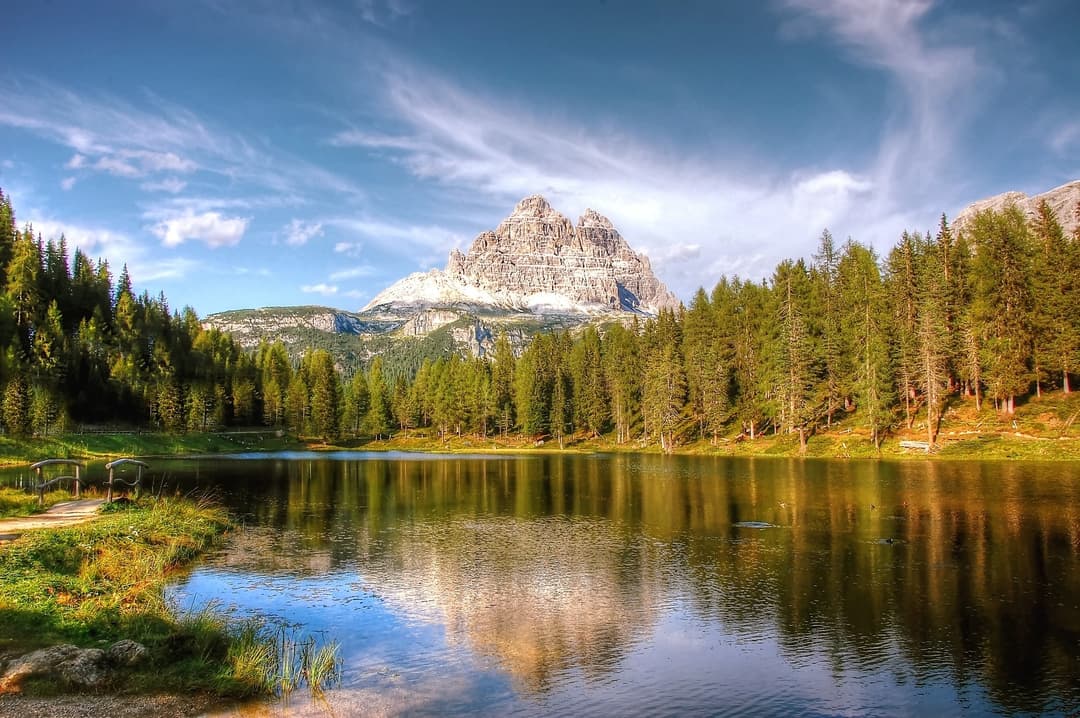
1030,200,1078,393
837,241,894,447
971,206,1034,414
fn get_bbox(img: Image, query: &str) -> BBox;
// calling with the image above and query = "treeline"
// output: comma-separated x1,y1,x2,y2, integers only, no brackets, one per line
274,199,1079,452
0,188,256,435
3,184,1078,453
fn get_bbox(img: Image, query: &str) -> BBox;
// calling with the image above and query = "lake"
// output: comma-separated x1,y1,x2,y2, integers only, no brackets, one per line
12,452,1080,715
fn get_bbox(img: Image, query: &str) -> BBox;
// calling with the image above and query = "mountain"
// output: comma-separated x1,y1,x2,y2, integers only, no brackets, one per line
362,195,677,316
204,196,677,371
953,180,1080,235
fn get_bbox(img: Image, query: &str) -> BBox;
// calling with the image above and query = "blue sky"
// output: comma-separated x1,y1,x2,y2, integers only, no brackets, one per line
2,0,1078,316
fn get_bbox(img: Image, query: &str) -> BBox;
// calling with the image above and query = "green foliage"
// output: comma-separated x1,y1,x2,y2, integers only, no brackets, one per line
1,184,1075,453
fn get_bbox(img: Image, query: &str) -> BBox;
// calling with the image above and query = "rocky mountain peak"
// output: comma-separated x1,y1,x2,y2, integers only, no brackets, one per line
510,194,556,217
953,180,1080,236
578,208,614,229
367,195,678,315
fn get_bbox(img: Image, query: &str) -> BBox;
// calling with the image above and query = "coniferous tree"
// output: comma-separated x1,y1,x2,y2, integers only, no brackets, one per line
730,279,769,439
602,323,641,444
491,333,516,436
343,369,370,436
885,232,921,427
1030,200,1078,393
916,233,950,448
837,241,894,447
570,326,608,437
971,206,1033,414
642,309,686,452
812,229,846,426
2,375,30,437
366,357,391,439
767,260,820,453
308,350,340,440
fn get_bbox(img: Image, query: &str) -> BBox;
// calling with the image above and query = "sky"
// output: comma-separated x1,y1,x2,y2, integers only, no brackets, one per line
1,0,1078,316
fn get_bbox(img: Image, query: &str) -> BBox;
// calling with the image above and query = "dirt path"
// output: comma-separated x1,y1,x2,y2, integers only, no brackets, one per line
0,499,106,543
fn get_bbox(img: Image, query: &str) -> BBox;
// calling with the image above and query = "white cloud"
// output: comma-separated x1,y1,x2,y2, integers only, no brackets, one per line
327,217,464,254
333,241,364,257
93,155,141,177
150,210,250,248
60,176,77,191
26,217,199,283
779,0,981,208
319,1,993,296
1051,122,1080,154
0,78,365,200
301,283,338,295
331,65,905,294
356,0,412,26
283,218,324,246
328,265,376,281
141,177,188,193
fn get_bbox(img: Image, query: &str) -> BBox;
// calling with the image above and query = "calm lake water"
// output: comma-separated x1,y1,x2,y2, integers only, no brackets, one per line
11,452,1080,716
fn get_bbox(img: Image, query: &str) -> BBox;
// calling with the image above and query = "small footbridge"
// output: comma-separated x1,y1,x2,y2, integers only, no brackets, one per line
29,458,151,505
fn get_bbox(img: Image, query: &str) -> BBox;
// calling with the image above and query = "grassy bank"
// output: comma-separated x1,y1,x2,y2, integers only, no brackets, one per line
349,391,1080,461
0,497,337,698
0,431,301,467
0,488,72,518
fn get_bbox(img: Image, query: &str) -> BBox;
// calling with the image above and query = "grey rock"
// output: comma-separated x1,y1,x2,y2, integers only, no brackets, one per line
106,640,148,667
0,644,108,692
953,180,1080,236
443,195,678,313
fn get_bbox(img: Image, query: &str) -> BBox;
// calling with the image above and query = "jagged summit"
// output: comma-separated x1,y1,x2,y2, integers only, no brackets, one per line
953,180,1080,235
364,195,678,316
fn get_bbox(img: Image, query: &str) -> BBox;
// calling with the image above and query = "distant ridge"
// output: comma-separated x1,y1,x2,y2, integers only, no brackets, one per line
205,196,678,367
953,180,1080,235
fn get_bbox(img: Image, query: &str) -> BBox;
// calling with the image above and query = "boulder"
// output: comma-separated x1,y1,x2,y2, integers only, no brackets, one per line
0,644,108,692
106,640,148,667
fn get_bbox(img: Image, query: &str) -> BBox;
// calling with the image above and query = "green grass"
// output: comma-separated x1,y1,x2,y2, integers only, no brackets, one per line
0,487,73,518
0,431,302,467
0,495,340,698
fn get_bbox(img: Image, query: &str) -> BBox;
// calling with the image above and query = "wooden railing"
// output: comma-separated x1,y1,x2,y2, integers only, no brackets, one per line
29,459,85,506
104,459,150,502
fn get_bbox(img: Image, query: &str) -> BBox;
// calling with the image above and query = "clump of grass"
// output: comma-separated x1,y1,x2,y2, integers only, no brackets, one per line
218,620,341,698
0,487,73,517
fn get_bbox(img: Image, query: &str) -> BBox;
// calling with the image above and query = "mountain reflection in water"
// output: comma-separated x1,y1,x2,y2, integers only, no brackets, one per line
153,454,1080,716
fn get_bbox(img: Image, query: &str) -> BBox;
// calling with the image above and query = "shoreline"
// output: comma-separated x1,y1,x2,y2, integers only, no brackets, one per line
1,429,1078,466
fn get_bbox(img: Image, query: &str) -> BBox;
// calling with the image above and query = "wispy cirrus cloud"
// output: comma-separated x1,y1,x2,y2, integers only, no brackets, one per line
328,264,376,281
0,77,366,202
141,177,188,194
779,0,985,209
301,282,338,295
332,63,886,291
283,218,324,246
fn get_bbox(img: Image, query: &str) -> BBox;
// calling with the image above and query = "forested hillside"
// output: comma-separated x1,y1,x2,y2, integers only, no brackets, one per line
317,201,1080,453
2,186,1077,453
0,188,255,435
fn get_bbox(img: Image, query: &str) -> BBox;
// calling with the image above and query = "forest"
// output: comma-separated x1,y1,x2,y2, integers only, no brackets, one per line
1,186,1078,453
